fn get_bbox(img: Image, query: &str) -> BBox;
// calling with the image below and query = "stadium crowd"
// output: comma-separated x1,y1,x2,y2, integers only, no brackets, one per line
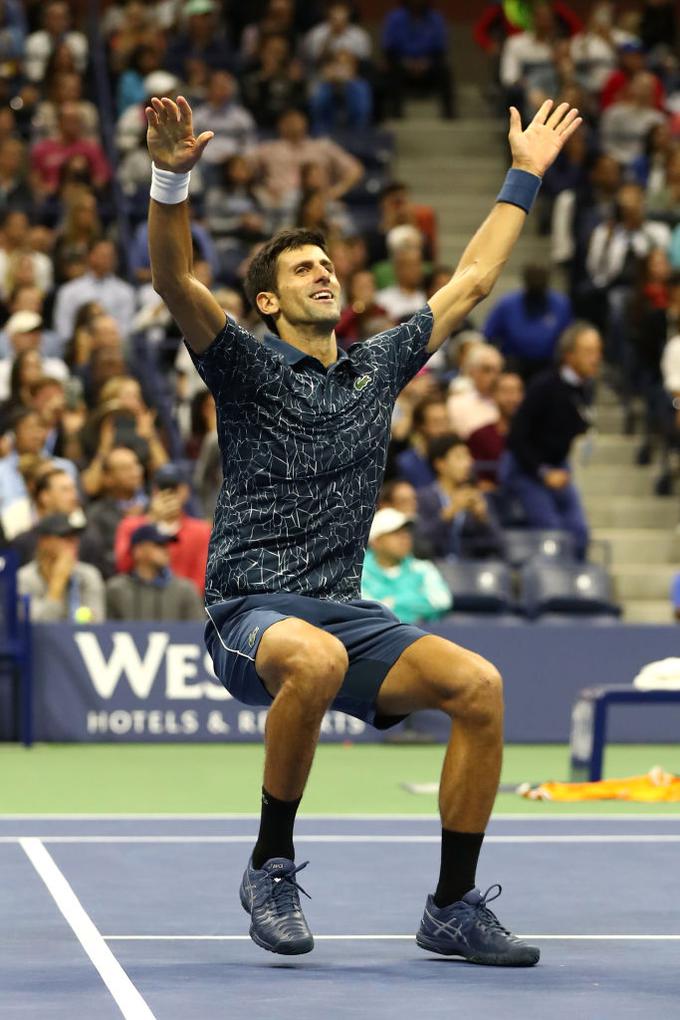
0,0,678,626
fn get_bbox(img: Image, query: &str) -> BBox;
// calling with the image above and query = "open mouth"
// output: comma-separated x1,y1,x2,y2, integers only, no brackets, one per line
311,290,334,302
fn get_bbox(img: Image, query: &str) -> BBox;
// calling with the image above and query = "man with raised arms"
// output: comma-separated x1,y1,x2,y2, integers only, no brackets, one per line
145,94,580,965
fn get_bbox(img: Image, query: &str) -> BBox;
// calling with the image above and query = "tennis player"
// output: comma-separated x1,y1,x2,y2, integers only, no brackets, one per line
145,95,580,965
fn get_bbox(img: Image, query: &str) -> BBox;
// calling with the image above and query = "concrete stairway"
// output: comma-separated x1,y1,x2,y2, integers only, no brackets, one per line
389,81,680,624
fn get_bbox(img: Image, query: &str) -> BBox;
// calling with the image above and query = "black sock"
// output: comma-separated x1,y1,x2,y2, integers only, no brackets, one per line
433,829,485,908
251,787,302,869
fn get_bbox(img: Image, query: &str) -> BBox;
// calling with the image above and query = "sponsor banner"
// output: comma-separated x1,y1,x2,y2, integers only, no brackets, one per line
33,624,370,743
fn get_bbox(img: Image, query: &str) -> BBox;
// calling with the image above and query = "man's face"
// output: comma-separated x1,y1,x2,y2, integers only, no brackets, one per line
329,3,350,30
471,356,502,397
4,211,28,246
89,242,116,277
565,329,603,380
45,1,69,35
373,525,413,563
10,328,41,356
41,473,78,515
12,286,43,313
106,448,144,496
133,540,170,572
592,155,621,193
387,482,418,516
90,315,121,349
437,443,472,486
420,402,449,441
278,111,308,143
209,71,234,104
0,139,23,176
494,373,524,418
32,382,65,422
260,244,342,332
15,413,48,454
394,249,423,290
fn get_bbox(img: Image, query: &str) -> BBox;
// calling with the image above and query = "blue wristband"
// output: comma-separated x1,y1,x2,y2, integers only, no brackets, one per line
496,168,541,214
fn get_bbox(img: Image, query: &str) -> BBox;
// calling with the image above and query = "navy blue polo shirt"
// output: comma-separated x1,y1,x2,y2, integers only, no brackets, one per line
187,306,434,605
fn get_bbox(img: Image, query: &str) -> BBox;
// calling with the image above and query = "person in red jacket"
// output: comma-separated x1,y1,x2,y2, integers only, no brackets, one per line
600,40,665,110
114,462,210,595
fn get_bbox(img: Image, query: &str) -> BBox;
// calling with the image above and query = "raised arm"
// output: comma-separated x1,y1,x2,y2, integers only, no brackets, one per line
426,101,582,353
145,95,226,353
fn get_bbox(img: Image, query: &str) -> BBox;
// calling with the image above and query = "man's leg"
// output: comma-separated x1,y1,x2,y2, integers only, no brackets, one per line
554,479,590,560
376,634,539,965
239,617,348,956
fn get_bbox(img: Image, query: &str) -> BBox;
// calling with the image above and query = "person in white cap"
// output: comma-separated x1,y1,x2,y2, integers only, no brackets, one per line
0,312,69,401
361,507,452,624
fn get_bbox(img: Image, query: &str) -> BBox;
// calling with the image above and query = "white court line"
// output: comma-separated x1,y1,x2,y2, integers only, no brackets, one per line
102,933,680,943
20,838,156,1020
4,834,680,845
2,812,680,821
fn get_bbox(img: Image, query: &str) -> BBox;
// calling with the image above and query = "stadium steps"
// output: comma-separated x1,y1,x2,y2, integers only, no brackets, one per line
391,88,679,622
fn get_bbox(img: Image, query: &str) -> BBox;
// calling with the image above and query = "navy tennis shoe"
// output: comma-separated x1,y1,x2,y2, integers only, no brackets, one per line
240,857,314,955
416,884,540,966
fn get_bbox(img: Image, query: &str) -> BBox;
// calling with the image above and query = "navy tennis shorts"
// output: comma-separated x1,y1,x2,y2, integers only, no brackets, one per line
204,593,429,728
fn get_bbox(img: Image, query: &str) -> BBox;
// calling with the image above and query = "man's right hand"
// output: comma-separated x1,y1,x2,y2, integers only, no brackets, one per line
145,95,213,173
543,469,570,490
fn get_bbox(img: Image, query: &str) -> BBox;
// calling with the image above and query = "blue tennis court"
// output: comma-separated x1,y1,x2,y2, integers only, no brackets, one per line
2,813,679,1019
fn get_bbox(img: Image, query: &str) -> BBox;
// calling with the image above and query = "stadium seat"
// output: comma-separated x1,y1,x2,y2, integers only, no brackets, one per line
434,559,514,613
503,528,577,568
0,549,33,745
519,562,621,620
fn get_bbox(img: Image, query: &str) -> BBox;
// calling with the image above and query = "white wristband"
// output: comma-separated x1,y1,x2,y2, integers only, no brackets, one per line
150,162,191,204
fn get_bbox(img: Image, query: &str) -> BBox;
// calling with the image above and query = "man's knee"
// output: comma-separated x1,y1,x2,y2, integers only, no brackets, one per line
442,652,503,728
257,620,349,705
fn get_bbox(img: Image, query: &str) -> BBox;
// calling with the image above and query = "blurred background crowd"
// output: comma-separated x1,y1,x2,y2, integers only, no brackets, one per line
0,0,679,626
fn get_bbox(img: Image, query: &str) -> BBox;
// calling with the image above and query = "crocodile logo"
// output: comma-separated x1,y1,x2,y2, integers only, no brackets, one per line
247,626,260,648
354,374,372,391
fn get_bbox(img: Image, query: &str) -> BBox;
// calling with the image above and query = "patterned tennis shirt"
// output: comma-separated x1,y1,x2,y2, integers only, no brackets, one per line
188,306,434,605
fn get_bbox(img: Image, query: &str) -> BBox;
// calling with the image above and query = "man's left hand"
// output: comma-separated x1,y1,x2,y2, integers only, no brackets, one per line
508,100,582,179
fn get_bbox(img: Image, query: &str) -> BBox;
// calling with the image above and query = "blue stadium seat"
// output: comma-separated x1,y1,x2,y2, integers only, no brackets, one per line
0,549,33,745
434,559,514,613
520,562,621,620
503,528,577,568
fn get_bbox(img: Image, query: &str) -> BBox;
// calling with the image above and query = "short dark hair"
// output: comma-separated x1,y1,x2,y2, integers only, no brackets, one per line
244,228,330,334
34,467,69,504
427,432,466,470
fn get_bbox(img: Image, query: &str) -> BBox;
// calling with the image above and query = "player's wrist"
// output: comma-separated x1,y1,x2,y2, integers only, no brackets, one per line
150,162,191,204
497,167,542,214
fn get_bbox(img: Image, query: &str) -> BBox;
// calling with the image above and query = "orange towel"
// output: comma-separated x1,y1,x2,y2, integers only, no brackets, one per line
518,767,680,802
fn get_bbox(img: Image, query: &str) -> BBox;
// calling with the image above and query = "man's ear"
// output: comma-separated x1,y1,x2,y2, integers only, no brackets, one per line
256,291,279,317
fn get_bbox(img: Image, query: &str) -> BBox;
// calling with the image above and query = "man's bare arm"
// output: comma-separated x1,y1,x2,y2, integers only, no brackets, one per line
426,101,582,353
146,96,226,354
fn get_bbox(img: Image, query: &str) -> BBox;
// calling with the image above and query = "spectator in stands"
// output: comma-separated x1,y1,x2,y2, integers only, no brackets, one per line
0,284,58,358
241,33,307,131
24,1,89,83
115,463,211,595
53,188,103,284
500,2,558,110
600,72,667,168
0,312,68,400
116,44,164,116
600,39,665,110
378,478,419,517
632,122,675,193
502,322,603,559
648,149,680,218
107,0,160,76
447,342,502,440
336,269,390,347
309,51,373,134
83,445,148,577
240,0,299,64
30,104,111,198
569,3,626,94
0,139,33,215
116,71,180,156
106,523,204,621
484,264,573,379
249,108,363,214
366,182,437,266
53,240,136,342
0,349,41,431
382,1,453,119
27,375,82,464
304,2,372,67
376,243,427,322
18,511,105,623
416,433,504,560
395,393,450,488
467,371,524,488
165,0,234,80
362,507,452,623
585,182,671,344
12,465,81,565
33,70,100,143
193,70,257,174
0,210,53,302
